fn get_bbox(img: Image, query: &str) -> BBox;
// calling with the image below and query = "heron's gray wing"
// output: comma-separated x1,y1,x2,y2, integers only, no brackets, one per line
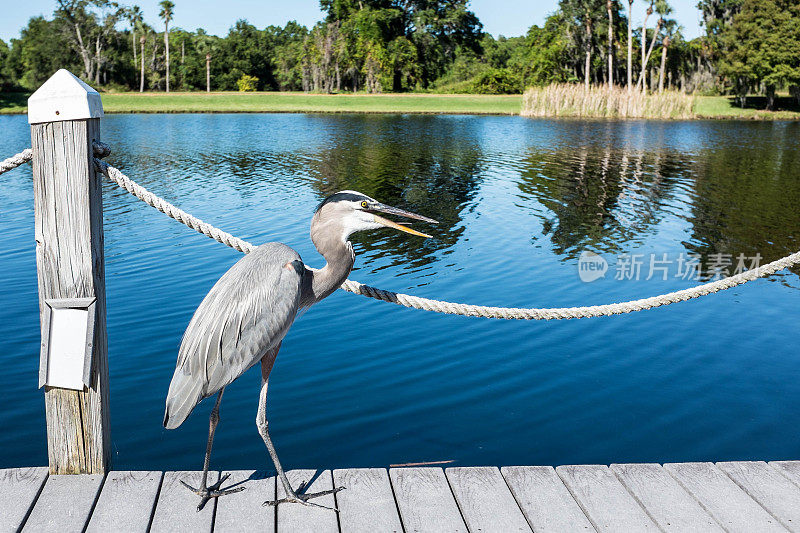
164,243,303,429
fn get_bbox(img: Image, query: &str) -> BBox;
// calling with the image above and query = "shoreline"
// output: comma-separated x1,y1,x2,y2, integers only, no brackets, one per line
2,110,797,120
1,91,798,120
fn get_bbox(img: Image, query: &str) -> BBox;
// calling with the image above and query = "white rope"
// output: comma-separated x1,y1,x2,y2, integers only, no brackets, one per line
8,145,800,319
91,152,800,320
95,159,256,254
339,253,800,319
0,149,32,174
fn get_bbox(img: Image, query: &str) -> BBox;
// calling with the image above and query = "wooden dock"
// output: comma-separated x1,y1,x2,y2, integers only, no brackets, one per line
4,461,800,532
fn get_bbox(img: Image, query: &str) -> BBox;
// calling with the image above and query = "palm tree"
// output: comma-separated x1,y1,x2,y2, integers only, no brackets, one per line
196,30,215,92
638,0,670,91
139,32,146,92
128,6,143,88
205,52,211,92
627,0,634,90
658,20,678,92
606,0,614,86
641,1,653,91
583,3,594,90
159,0,175,92
562,0,602,90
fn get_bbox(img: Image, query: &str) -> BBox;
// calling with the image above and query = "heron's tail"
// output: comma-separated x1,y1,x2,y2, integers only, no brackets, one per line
163,368,204,430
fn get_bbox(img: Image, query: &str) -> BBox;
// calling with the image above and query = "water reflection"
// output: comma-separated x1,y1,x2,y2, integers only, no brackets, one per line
510,121,800,279
516,146,690,257
1,114,799,472
305,115,483,271
686,132,800,268
102,116,800,276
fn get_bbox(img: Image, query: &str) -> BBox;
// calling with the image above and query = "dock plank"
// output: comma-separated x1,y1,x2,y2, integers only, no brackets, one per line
556,464,658,532
7,462,800,532
22,473,104,533
446,466,531,532
85,471,162,533
149,470,219,533
333,468,402,533
502,466,595,532
771,461,800,489
0,467,48,533
718,461,800,531
664,462,786,533
277,469,338,533
214,470,276,533
389,467,466,533
611,463,722,532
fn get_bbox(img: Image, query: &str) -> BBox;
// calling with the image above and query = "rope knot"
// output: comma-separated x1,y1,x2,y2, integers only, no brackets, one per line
92,141,112,159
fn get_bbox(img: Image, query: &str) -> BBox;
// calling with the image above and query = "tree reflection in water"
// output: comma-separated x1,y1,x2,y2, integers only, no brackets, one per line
514,120,800,279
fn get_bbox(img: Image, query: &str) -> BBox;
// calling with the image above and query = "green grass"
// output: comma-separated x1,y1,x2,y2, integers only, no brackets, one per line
0,91,522,115
4,90,800,119
0,92,28,114
694,95,800,120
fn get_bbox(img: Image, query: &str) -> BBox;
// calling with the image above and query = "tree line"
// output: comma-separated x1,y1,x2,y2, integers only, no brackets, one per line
0,0,797,105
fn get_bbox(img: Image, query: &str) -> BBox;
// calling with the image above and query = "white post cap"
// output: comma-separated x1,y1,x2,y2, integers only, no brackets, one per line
28,69,104,125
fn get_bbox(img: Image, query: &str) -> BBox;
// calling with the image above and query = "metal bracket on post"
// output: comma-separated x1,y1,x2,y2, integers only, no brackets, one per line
38,297,97,391
28,69,110,475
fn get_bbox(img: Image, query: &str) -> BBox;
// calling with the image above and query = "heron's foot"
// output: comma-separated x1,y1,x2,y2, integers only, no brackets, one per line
263,481,345,512
180,473,246,511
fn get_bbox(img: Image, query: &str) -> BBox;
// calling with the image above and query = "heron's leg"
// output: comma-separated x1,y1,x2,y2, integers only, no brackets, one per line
180,388,244,510
256,348,343,511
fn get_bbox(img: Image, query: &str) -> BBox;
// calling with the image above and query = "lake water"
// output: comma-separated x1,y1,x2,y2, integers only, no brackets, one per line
1,114,799,471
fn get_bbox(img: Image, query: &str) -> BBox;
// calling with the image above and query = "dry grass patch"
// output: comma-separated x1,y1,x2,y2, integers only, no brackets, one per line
522,84,695,119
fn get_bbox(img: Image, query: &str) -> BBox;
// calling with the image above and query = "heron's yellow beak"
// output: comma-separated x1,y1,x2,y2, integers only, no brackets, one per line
373,214,433,238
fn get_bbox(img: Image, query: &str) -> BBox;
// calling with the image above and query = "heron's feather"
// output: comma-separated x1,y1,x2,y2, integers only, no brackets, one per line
164,242,303,429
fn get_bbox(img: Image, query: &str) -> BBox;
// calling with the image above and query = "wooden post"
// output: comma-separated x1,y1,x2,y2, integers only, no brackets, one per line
28,69,110,474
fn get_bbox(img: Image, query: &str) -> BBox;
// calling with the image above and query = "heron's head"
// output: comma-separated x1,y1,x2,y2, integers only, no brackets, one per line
312,190,438,245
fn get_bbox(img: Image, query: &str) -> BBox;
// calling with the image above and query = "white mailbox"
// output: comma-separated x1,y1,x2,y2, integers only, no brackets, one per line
39,297,96,390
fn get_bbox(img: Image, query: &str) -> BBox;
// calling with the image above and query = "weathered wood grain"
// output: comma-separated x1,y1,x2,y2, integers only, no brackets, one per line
32,118,110,475
771,461,800,490
389,467,466,533
445,467,531,532
149,471,218,533
556,464,658,532
0,467,48,533
22,473,104,532
611,463,722,532
277,469,338,533
718,461,800,531
664,462,786,532
214,470,276,532
502,466,595,532
85,470,162,533
333,468,402,533
6,463,800,532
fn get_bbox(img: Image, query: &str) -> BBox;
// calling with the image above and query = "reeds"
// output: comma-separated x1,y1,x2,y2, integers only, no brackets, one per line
522,84,695,119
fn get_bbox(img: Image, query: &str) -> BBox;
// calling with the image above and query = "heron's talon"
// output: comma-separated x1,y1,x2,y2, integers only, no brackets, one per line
262,485,344,511
180,478,245,511
301,499,340,512
263,497,340,512
300,486,346,499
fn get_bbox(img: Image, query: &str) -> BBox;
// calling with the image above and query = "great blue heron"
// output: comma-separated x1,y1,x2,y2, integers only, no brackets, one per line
163,191,437,511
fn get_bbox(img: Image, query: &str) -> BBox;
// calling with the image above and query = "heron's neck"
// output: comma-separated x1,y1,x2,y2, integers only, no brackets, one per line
306,222,355,304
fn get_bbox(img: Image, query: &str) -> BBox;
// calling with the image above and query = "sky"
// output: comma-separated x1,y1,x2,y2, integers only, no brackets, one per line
0,0,705,44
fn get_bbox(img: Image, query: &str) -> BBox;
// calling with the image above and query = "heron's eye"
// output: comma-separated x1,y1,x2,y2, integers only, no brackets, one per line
360,201,368,209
